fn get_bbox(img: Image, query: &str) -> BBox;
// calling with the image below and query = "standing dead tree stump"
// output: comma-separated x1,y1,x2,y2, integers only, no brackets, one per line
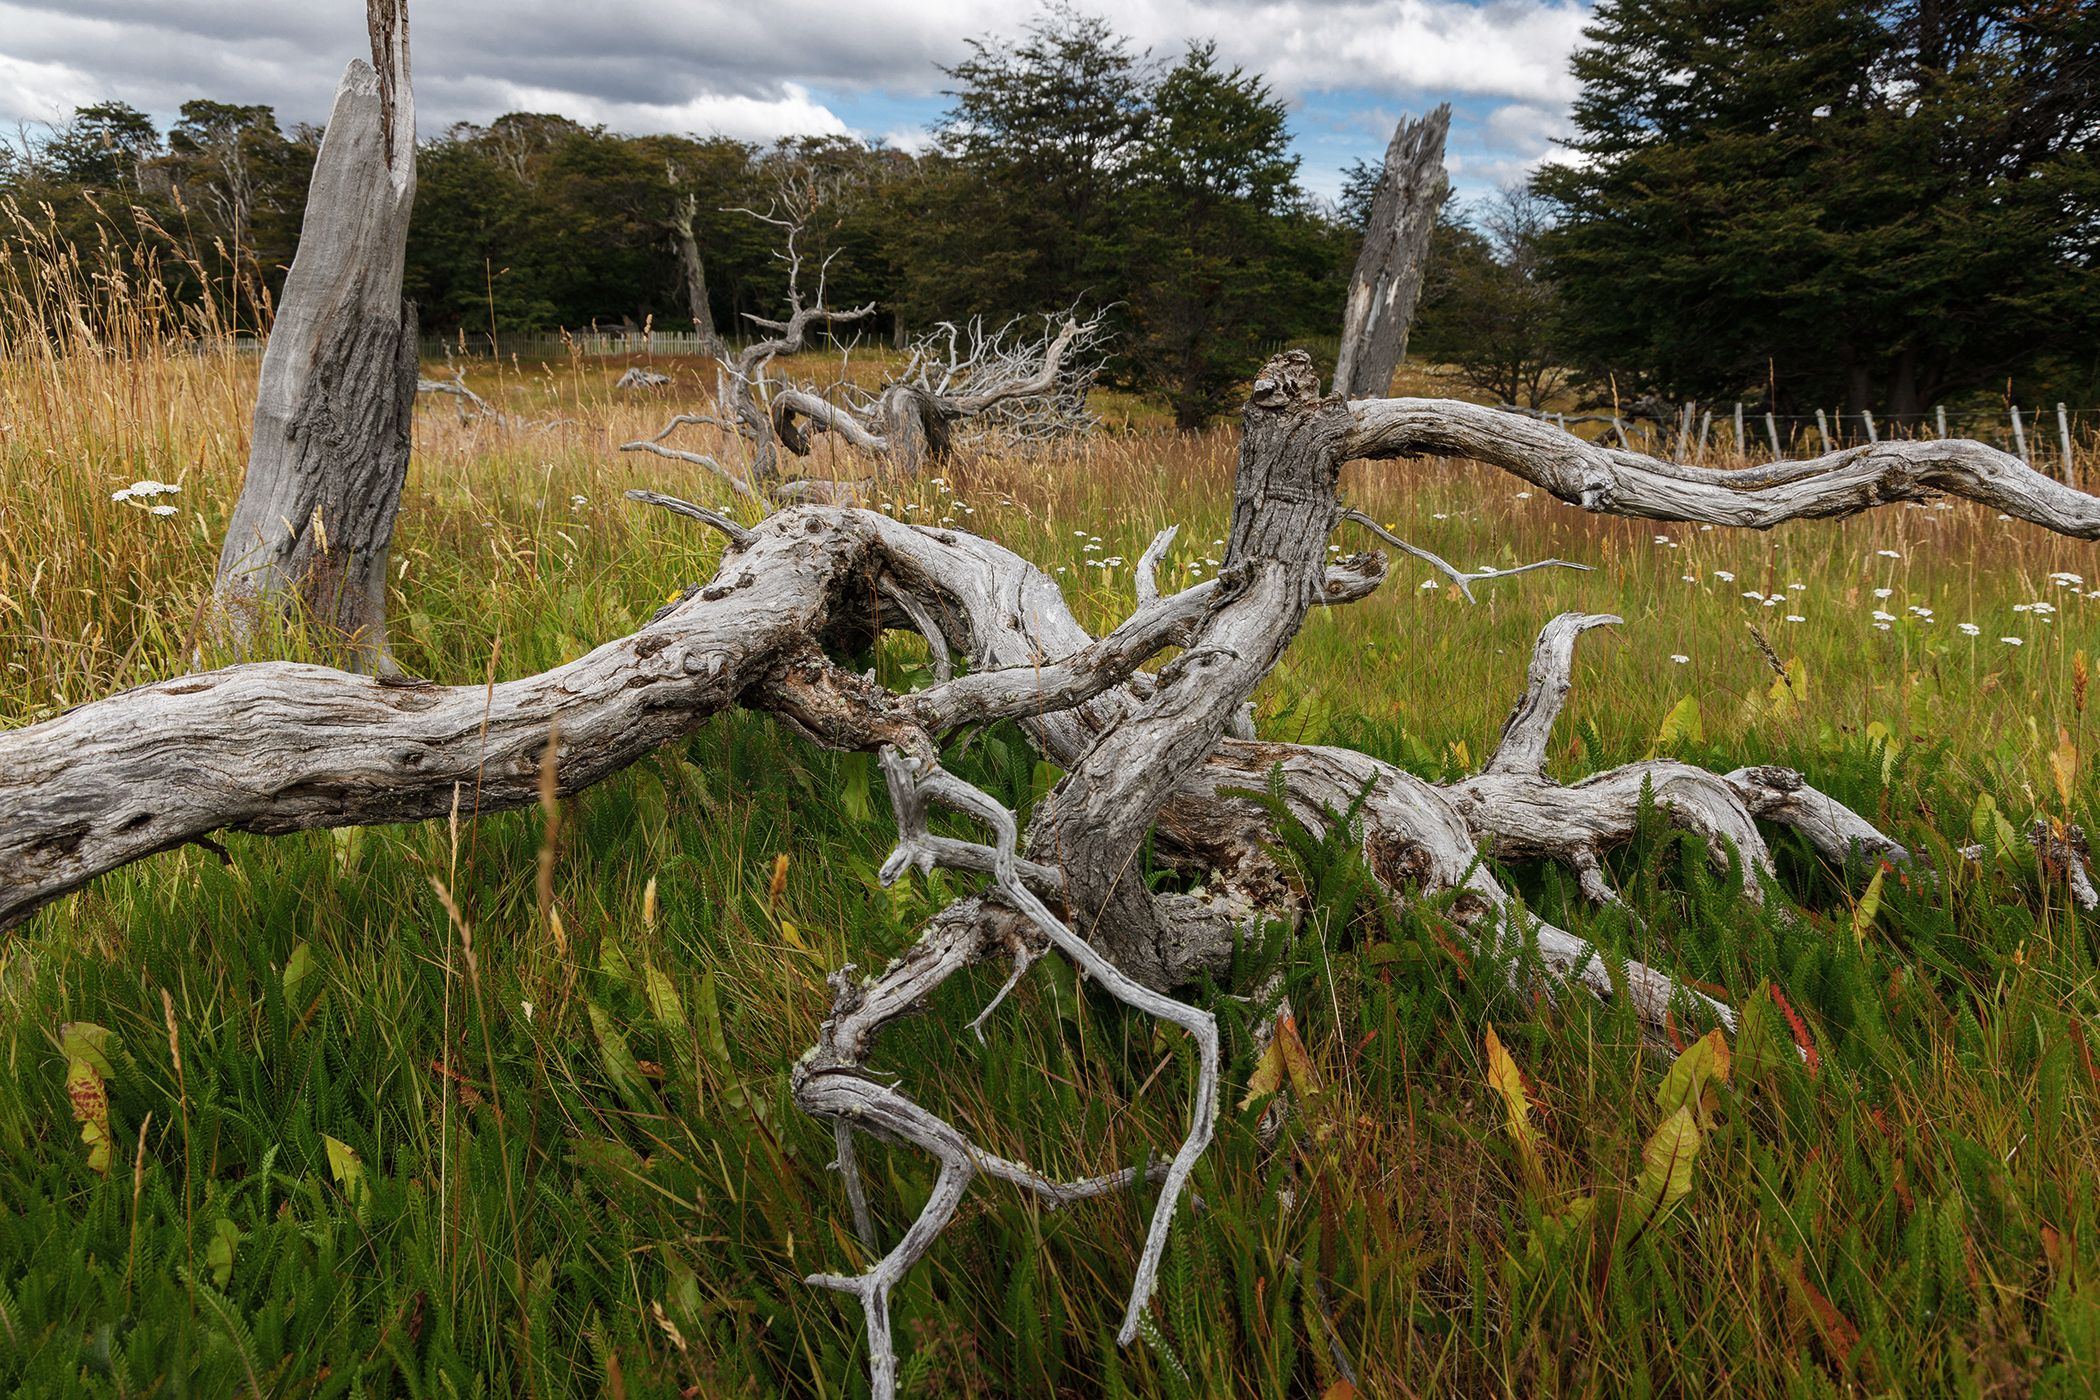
211,0,417,674
665,176,724,359
7,358,2098,1397
1334,104,1449,400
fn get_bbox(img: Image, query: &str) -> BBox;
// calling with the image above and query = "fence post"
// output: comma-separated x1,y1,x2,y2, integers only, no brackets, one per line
1765,411,1780,457
1815,408,1832,453
1698,409,1712,456
1612,414,1628,449
1733,402,1745,457
1935,405,1947,439
1862,410,1877,443
1555,412,1566,433
2011,405,2028,462
2058,402,2074,486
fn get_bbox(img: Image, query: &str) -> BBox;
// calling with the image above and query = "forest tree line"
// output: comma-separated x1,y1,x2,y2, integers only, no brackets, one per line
3,1,2094,429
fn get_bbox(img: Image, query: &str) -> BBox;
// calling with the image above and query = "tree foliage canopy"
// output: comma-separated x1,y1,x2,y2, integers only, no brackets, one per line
5,0,2096,422
1537,0,2100,418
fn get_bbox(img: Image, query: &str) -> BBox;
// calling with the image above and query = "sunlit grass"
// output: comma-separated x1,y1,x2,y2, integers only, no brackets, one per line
2,227,2099,1395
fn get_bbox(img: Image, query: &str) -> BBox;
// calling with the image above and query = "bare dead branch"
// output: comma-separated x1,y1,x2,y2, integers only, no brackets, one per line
621,489,753,548
1346,398,2100,537
1338,509,1591,602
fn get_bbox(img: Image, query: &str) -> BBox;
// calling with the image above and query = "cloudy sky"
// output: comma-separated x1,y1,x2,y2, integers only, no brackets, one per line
0,0,1592,204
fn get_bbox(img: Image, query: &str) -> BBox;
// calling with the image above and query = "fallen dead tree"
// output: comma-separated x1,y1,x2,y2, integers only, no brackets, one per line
6,358,2098,1396
621,197,1108,498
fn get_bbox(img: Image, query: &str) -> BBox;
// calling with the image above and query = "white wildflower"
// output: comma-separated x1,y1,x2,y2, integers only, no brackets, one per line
1957,622,1980,635
2002,636,2023,645
1872,610,1896,622
1786,614,1805,623
1877,549,1901,558
1714,570,1736,582
1670,654,1690,664
1873,587,1893,598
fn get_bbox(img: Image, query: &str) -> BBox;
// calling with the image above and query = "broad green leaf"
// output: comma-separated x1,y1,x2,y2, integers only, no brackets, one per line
1733,984,1789,1089
1654,694,1703,752
642,964,684,1031
61,1021,116,1175
587,1002,654,1112
599,935,633,987
1850,864,1886,946
1654,1028,1730,1130
283,942,316,1001
60,1021,116,1078
1767,658,1808,717
206,1217,240,1287
1629,1105,1700,1234
696,970,731,1068
322,1134,367,1209
1240,1032,1285,1110
1971,792,2023,865
1483,1024,1547,1192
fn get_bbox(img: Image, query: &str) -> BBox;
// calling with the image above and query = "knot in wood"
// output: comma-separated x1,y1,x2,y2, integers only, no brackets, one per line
1741,764,1804,792
1248,350,1321,413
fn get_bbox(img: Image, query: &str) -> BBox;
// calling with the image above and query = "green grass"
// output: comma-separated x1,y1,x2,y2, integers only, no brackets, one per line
3,346,2099,1396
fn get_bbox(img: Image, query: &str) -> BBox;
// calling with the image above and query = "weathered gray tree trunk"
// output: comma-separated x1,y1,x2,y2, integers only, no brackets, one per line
211,0,416,673
667,190,723,358
1333,104,1449,400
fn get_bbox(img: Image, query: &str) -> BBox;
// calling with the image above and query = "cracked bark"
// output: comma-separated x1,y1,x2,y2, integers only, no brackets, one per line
1333,105,1448,400
211,0,416,673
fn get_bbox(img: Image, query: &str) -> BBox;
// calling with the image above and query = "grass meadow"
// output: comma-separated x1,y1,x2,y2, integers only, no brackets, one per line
4,240,2100,1396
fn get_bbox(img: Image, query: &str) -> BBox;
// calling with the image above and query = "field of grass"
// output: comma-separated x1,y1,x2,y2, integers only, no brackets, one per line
4,299,2100,1396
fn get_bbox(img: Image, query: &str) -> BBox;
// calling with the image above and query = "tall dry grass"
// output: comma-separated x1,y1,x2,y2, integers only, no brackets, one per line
2,213,2098,1397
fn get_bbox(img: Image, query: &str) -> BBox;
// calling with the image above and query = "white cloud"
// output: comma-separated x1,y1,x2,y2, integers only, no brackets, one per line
0,51,96,126
0,0,1591,176
441,79,852,145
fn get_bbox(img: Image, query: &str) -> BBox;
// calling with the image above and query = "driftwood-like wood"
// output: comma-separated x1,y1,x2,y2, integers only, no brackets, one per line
211,0,417,673
9,370,2099,1396
1333,105,1449,400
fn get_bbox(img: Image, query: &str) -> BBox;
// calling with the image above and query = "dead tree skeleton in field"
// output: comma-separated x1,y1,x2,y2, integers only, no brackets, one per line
6,359,2098,1395
664,172,725,359
622,199,1108,497
211,0,416,674
1334,104,1449,400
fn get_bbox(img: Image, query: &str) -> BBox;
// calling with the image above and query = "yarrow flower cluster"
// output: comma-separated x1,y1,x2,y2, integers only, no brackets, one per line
110,478,181,516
